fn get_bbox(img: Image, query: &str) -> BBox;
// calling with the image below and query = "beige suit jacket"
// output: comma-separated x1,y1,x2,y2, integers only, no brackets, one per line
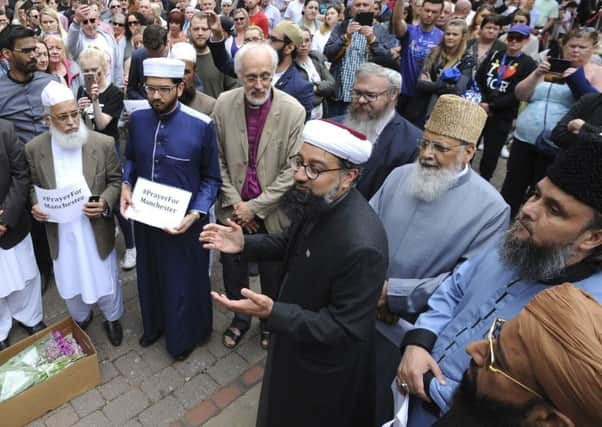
25,131,122,260
212,88,305,233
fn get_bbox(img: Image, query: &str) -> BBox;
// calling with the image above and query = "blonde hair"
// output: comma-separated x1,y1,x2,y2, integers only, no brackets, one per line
78,46,110,84
423,19,468,72
39,8,67,40
43,33,70,61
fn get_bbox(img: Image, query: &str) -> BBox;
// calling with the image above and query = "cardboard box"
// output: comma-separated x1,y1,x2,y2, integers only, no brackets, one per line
0,317,101,427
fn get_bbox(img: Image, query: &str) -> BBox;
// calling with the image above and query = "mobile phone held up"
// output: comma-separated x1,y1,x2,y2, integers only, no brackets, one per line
83,72,96,92
549,58,572,74
354,12,374,26
89,195,100,203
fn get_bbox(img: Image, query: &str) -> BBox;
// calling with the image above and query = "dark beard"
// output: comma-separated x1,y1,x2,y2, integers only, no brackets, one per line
498,220,576,282
279,186,334,224
433,367,540,427
180,85,195,105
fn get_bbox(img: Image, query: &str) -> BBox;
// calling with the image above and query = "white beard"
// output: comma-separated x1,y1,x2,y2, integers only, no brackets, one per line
50,125,89,150
406,161,460,202
343,105,395,143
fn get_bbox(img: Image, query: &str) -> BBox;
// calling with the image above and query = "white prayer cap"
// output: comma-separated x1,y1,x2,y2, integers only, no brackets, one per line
41,81,75,108
143,57,185,78
302,119,372,165
168,42,197,65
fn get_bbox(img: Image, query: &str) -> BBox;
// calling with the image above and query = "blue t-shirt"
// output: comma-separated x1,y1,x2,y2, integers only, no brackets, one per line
399,24,443,95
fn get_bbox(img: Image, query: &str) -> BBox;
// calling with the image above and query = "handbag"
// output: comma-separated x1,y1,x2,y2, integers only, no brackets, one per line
534,83,560,157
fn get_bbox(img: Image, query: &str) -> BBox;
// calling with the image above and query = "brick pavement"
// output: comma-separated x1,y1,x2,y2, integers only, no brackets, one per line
18,152,506,427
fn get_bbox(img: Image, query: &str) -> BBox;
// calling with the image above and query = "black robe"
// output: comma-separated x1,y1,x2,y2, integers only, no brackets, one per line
244,189,389,427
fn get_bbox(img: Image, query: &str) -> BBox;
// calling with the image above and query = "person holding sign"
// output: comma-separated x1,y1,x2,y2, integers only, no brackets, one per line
121,57,221,361
0,118,46,351
25,81,124,347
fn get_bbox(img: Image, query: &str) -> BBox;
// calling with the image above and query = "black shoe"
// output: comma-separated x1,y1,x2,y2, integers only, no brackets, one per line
76,311,94,330
0,338,9,351
19,321,47,335
138,332,162,348
103,320,123,347
173,347,194,362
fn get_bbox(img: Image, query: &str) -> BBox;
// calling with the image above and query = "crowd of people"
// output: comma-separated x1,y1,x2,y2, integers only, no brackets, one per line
0,0,601,425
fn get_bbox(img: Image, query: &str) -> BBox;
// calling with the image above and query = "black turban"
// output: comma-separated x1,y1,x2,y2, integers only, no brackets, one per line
547,139,602,213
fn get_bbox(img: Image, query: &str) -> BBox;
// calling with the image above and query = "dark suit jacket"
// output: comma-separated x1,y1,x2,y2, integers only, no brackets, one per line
244,189,388,427
126,48,148,100
333,112,421,199
0,119,31,249
25,131,122,260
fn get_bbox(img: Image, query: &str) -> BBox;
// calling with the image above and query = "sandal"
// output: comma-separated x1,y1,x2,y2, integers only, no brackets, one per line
222,326,246,349
260,331,270,350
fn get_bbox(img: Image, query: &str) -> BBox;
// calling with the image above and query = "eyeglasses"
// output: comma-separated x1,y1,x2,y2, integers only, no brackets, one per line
234,17,245,21
110,4,121,8
289,154,344,180
418,138,467,154
268,35,286,44
128,20,140,25
350,89,389,102
486,318,544,399
113,21,125,26
144,84,177,96
50,110,81,122
13,46,38,54
82,18,97,25
242,73,272,84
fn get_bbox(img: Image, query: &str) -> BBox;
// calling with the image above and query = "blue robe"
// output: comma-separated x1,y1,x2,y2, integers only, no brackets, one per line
124,102,221,356
403,245,602,426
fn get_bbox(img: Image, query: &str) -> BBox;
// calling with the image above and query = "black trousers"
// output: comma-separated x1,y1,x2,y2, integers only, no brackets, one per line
479,116,513,181
374,330,402,427
220,219,284,332
500,138,555,218
30,217,52,277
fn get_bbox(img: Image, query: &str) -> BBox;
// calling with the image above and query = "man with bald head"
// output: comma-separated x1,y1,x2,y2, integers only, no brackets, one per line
452,0,474,22
436,283,602,427
210,42,305,351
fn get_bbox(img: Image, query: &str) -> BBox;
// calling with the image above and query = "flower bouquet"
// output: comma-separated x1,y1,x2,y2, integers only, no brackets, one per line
0,331,85,402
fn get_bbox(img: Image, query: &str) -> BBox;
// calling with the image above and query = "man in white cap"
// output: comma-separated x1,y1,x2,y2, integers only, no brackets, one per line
121,57,221,361
369,95,509,425
25,81,124,346
169,41,216,116
200,119,388,427
0,119,46,351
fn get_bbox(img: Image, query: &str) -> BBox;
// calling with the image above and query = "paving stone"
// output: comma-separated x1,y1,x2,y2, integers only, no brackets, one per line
140,344,173,374
212,384,242,409
25,419,45,427
122,418,143,427
71,388,105,417
98,359,119,384
114,350,154,385
235,335,267,365
98,375,132,401
172,346,216,379
174,373,219,409
241,365,264,387
44,403,78,427
207,352,248,386
71,410,111,427
138,395,186,427
182,400,219,427
102,389,150,425
140,366,185,402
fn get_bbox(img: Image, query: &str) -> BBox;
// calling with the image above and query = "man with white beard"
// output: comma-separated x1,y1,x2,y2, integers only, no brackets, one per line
368,94,509,426
340,62,421,200
25,81,124,346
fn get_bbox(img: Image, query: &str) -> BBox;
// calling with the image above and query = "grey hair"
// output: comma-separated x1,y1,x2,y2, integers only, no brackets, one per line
234,42,278,79
355,62,402,94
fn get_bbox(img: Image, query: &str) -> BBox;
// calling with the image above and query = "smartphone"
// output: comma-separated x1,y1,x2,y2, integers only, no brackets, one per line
549,58,572,74
83,72,96,92
89,195,100,203
80,0,89,5
354,12,374,26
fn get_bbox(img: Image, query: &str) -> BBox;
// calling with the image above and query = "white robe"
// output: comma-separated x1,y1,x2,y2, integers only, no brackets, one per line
51,140,119,305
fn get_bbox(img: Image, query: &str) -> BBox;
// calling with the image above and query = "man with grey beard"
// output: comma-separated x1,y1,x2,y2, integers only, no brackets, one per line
394,136,602,427
340,62,420,200
25,81,124,347
369,95,509,426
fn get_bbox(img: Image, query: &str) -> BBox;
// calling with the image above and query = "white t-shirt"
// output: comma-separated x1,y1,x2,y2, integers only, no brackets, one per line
284,0,304,24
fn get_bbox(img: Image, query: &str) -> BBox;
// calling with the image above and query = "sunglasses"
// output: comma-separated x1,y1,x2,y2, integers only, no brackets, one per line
110,4,120,8
82,18,97,24
13,46,38,54
113,21,125,26
128,20,139,25
234,17,245,21
507,34,526,42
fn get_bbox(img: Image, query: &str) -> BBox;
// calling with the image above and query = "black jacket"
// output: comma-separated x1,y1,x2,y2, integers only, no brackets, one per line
245,189,388,427
0,119,31,249
552,92,602,148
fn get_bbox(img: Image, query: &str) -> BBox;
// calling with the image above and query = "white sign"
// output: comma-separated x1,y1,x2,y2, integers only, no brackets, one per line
123,100,151,113
34,184,91,223
125,178,192,229
381,380,409,427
